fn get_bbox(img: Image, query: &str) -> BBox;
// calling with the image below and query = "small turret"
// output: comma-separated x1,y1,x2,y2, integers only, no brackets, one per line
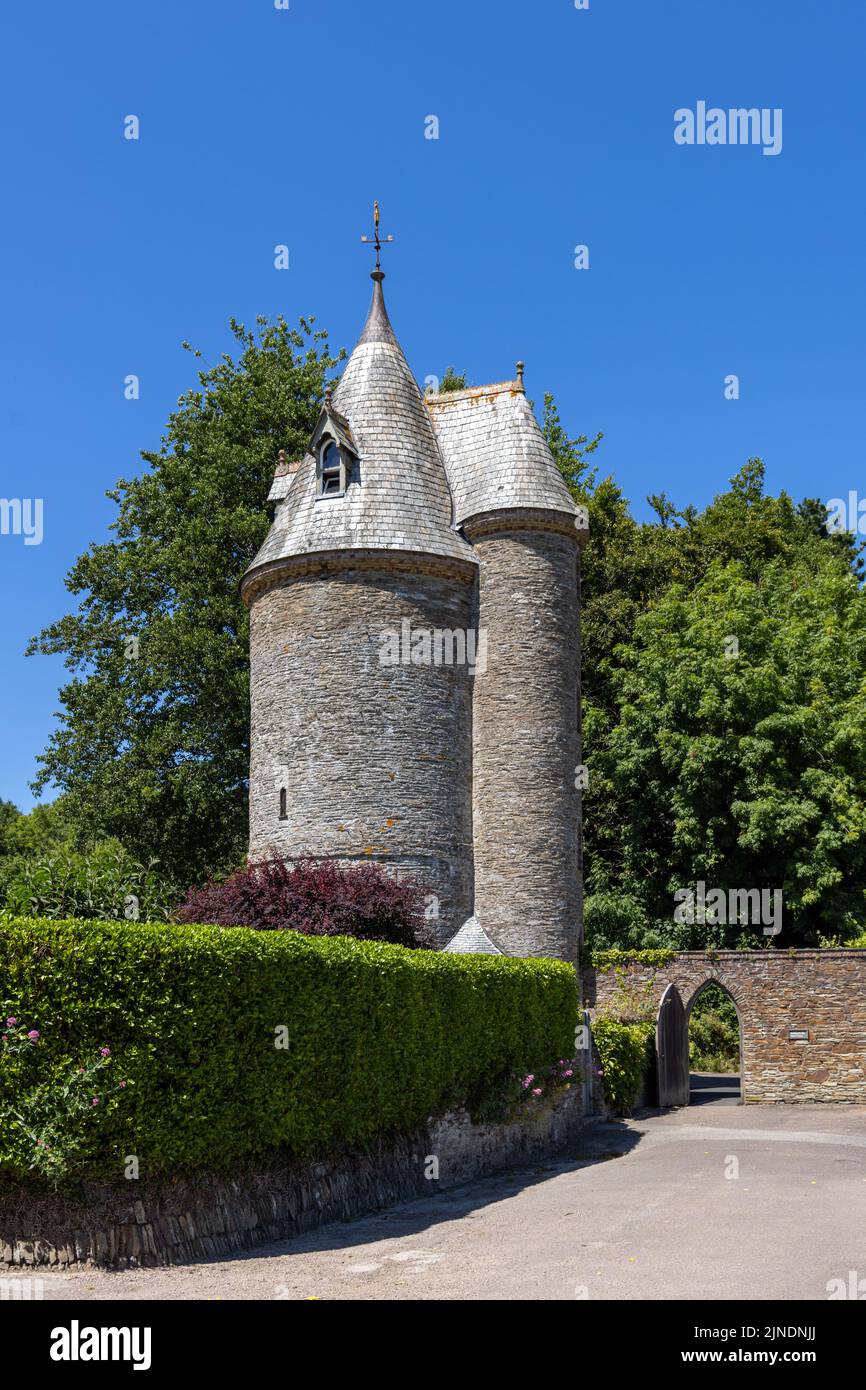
427,366,587,963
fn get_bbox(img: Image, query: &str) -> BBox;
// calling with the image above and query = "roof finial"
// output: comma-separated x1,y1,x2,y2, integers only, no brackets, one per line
360,199,394,274
516,360,525,390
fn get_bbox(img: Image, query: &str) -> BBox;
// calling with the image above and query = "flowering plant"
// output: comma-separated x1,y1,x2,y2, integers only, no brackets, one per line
1,1016,130,1186
518,1058,580,1104
471,1055,582,1125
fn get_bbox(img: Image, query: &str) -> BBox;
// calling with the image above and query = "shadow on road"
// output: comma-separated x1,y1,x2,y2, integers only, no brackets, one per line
84,1118,648,1272
689,1070,741,1106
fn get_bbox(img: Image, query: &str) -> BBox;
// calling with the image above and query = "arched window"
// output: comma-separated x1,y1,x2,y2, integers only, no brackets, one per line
317,438,345,497
279,787,288,821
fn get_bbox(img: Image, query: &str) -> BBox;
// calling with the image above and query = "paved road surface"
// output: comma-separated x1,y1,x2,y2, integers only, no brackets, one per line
689,1071,740,1105
34,1104,866,1301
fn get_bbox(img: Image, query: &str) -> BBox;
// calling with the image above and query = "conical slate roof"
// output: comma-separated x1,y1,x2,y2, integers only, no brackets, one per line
244,272,476,584
426,379,579,527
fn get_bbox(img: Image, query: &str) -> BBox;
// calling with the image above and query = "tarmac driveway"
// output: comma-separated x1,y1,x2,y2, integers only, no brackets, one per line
33,1103,866,1301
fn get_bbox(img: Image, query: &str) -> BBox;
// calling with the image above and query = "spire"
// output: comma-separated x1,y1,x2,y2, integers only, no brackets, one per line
358,269,398,346
358,201,397,345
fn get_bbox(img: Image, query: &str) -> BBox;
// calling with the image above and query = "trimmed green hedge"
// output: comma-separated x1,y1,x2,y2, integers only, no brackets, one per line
0,917,578,1182
592,1017,654,1115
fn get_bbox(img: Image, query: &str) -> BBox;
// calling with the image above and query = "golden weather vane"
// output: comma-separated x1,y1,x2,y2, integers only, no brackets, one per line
360,200,394,271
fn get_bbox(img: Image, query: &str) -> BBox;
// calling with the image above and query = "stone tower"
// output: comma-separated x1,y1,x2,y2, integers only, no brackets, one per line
241,270,477,942
428,381,585,962
243,264,587,960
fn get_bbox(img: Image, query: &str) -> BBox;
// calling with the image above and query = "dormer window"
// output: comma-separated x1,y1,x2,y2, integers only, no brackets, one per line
317,438,346,498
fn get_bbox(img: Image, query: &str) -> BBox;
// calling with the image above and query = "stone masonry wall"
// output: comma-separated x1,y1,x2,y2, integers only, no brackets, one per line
248,558,475,944
584,951,866,1103
0,1091,585,1270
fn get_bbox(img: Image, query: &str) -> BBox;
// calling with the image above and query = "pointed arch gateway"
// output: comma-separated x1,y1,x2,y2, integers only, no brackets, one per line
685,978,743,1105
654,978,744,1107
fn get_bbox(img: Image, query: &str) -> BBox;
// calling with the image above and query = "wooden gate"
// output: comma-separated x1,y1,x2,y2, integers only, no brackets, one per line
656,983,689,1106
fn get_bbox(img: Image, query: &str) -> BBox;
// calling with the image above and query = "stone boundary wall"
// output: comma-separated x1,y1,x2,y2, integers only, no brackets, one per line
584,950,866,1104
0,1090,585,1270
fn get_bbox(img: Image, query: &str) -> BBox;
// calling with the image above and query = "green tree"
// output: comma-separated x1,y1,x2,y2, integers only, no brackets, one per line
29,317,344,886
542,392,601,498
590,555,866,945
567,455,866,948
0,799,76,860
689,984,740,1072
0,801,20,856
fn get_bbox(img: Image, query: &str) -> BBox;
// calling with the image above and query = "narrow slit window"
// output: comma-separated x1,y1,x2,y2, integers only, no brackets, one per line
279,787,288,821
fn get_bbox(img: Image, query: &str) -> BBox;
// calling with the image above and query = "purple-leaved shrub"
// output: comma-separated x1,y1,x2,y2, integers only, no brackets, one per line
175,855,435,948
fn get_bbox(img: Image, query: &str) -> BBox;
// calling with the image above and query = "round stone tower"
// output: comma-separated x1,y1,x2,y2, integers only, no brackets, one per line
241,270,478,943
427,376,588,962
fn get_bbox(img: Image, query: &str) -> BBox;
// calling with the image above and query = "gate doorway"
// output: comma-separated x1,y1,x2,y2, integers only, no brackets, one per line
655,981,742,1106
687,981,741,1105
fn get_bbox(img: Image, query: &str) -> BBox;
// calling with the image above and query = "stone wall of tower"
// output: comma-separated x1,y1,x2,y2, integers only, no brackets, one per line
465,513,582,962
247,555,475,944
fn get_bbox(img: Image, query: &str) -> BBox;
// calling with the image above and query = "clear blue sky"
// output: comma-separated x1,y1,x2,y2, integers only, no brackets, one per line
2,0,864,810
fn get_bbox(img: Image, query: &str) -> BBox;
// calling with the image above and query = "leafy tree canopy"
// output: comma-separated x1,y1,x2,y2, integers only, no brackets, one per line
588,556,866,945
540,436,866,948
29,317,344,885
0,798,77,860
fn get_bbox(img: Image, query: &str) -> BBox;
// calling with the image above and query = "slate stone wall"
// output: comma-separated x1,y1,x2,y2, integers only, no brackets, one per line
466,512,582,962
585,950,866,1103
248,555,476,944
0,1090,586,1270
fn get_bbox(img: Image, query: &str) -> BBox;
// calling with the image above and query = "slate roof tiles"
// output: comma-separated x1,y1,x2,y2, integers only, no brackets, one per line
245,273,576,586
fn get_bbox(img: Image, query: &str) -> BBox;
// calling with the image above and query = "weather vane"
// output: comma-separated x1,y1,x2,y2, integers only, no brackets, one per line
360,200,394,271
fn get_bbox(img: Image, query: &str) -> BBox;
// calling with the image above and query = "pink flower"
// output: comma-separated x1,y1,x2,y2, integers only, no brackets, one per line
532,1087,543,1096
563,1069,573,1077
91,1098,100,1106
6,1017,16,1027
99,1047,111,1058
119,1081,127,1088
27,1030,40,1041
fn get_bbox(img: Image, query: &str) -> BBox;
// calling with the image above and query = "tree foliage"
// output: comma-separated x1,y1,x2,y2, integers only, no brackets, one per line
28,318,343,886
547,451,866,948
689,984,740,1072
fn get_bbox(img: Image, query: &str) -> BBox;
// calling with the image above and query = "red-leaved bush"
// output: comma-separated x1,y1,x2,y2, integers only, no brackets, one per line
174,856,435,948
